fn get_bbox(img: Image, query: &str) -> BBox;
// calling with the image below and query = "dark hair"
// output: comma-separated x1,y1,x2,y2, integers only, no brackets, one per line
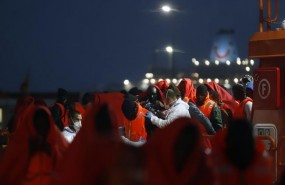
168,83,181,98
196,85,208,97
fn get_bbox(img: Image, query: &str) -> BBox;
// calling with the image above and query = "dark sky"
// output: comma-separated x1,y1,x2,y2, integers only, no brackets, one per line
0,0,284,92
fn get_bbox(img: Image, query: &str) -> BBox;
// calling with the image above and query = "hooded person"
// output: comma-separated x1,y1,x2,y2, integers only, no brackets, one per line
205,81,238,117
51,104,123,185
145,117,215,185
121,93,148,144
211,119,273,185
195,84,223,131
50,88,73,131
177,78,196,103
0,105,68,185
232,83,253,122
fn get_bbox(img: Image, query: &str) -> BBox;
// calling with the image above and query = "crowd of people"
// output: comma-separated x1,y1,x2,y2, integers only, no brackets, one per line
0,75,284,185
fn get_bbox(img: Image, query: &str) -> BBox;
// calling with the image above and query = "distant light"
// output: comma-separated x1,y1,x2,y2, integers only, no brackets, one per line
143,79,149,84
150,78,156,84
161,5,172,13
225,79,229,84
172,78,178,84
166,78,171,83
205,60,210,66
207,78,212,83
215,60,219,65
194,61,199,66
214,78,219,83
123,79,130,86
236,57,241,65
226,60,231,66
165,46,173,53
198,78,204,84
192,73,199,78
145,73,153,78
192,58,196,63
250,59,254,66
245,66,250,72
158,78,163,82
242,59,249,65
234,78,239,83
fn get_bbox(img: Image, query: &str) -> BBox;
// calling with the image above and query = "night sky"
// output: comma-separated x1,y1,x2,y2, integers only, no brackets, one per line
0,0,284,92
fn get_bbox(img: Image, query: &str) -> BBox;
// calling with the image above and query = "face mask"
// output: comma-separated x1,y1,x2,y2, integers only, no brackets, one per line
73,121,82,130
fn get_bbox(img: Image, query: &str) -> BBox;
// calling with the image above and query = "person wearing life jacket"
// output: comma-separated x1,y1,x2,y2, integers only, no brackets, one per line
121,94,148,145
145,117,216,185
195,84,223,131
209,90,231,128
232,83,253,122
211,119,273,185
177,78,196,103
50,88,73,131
0,105,68,185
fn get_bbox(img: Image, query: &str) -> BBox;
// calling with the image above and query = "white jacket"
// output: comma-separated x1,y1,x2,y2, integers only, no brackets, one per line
62,127,76,143
150,98,191,128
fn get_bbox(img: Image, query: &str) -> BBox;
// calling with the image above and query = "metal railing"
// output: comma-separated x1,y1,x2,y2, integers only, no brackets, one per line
259,0,279,32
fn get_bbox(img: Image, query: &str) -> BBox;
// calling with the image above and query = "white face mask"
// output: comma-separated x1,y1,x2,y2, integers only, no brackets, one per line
73,121,82,130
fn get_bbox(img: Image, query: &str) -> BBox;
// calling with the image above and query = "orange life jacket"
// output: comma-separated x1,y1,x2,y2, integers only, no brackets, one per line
198,96,215,118
124,103,148,142
53,103,69,127
233,97,253,120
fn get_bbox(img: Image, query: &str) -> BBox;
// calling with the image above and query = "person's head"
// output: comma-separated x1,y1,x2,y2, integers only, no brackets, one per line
57,88,69,104
146,85,158,103
168,83,181,99
196,85,208,104
232,83,246,101
245,81,253,99
164,89,177,109
81,92,93,106
209,90,222,106
70,110,82,131
122,99,138,121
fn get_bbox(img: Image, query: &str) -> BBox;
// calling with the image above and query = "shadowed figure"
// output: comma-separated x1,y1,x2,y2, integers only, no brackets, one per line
0,105,68,185
211,119,273,185
145,117,215,185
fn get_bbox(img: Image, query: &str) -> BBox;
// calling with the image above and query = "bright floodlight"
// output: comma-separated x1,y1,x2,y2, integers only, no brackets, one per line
123,79,130,86
198,78,204,84
161,5,172,13
234,78,239,83
150,78,156,84
207,78,212,83
172,78,177,84
226,60,231,66
145,73,154,78
215,60,219,65
165,46,173,53
245,66,250,72
166,78,171,83
214,78,219,84
205,60,210,66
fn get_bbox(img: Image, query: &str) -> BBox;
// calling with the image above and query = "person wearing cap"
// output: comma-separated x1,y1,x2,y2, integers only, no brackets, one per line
232,84,253,122
145,89,191,128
